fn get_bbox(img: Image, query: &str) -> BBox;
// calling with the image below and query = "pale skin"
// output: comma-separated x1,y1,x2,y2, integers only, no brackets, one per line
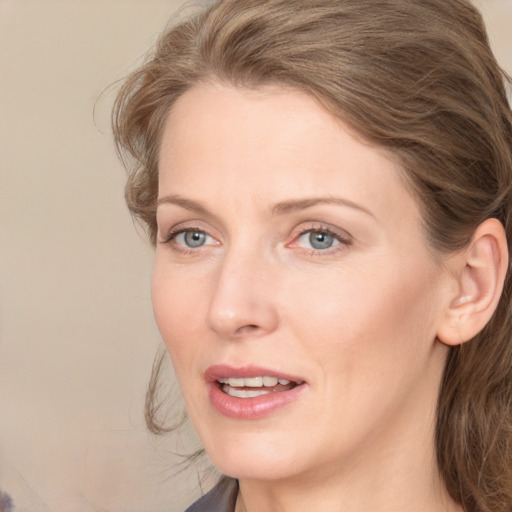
152,83,507,512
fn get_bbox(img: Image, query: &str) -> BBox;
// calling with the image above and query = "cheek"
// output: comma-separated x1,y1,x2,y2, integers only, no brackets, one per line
285,260,443,438
284,256,440,371
151,260,208,374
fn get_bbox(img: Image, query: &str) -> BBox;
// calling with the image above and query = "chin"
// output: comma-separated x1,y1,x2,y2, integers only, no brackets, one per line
201,430,304,481
215,457,298,482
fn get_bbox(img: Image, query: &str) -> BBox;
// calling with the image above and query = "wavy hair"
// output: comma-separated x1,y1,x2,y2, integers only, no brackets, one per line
112,1,512,510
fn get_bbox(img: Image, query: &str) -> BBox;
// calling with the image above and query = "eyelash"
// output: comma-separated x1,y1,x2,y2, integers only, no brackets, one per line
291,224,352,256
159,224,352,256
159,225,212,253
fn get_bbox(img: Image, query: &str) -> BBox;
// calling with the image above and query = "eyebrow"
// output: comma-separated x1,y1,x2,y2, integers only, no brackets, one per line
157,195,211,216
272,197,375,218
157,194,374,219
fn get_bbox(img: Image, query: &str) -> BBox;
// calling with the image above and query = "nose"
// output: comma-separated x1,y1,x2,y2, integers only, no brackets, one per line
206,249,280,340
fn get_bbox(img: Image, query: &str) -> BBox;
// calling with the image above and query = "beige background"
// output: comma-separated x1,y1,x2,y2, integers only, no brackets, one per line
0,1,511,511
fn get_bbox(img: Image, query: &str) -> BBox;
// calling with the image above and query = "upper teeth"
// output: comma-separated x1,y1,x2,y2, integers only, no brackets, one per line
217,376,292,387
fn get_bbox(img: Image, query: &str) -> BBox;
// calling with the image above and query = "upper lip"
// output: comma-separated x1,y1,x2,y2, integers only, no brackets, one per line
205,364,306,383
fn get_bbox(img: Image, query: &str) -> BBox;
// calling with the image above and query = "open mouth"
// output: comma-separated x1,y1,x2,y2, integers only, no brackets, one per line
217,376,304,398
207,366,308,418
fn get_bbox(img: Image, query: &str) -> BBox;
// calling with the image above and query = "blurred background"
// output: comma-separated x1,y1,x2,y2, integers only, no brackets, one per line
0,1,510,511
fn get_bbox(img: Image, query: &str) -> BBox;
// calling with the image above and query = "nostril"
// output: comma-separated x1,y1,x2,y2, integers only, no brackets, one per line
236,324,260,335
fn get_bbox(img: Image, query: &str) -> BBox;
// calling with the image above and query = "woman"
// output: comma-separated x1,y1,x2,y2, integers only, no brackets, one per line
112,0,512,511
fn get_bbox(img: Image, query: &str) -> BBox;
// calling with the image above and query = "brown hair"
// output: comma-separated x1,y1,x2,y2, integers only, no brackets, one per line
112,1,512,510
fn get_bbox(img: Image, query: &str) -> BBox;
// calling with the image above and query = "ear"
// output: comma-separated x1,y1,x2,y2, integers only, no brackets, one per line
437,218,508,346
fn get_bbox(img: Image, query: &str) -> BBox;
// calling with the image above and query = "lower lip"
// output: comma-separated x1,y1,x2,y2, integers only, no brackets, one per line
208,382,307,419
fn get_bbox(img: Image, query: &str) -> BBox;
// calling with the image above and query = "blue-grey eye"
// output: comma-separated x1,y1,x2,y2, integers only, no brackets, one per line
309,231,335,249
180,230,207,248
297,230,340,250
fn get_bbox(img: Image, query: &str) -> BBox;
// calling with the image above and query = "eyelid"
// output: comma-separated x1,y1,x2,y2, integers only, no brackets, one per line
158,222,220,247
157,220,352,256
287,223,353,252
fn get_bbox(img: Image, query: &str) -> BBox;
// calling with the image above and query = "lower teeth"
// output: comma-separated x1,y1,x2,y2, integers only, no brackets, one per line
223,386,271,398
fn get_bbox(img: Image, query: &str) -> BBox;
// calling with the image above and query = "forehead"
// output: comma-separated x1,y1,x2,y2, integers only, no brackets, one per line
158,82,420,228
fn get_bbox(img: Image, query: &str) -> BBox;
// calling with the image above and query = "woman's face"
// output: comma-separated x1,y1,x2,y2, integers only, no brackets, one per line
153,83,452,482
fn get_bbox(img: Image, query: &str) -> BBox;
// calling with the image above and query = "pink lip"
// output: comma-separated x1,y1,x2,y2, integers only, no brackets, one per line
205,364,305,382
205,365,308,420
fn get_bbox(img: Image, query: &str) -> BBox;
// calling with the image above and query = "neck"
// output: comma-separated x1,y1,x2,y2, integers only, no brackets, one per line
235,455,462,512
234,403,463,512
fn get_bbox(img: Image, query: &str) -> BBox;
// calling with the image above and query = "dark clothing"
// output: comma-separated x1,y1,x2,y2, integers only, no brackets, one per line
185,478,238,512
0,489,14,512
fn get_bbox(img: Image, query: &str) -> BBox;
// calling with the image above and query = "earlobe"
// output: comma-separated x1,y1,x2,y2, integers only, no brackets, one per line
437,218,508,347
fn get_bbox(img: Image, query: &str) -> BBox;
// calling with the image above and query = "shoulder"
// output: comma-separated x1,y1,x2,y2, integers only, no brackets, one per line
184,477,238,512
